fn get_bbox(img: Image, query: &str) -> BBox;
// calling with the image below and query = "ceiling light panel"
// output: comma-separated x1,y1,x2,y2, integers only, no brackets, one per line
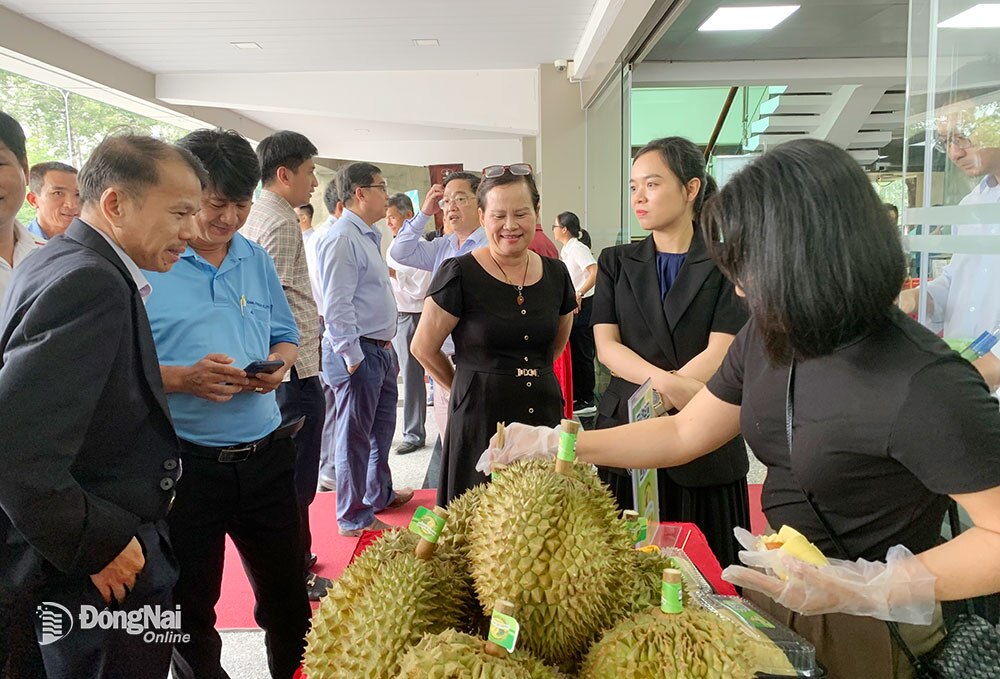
699,5,800,31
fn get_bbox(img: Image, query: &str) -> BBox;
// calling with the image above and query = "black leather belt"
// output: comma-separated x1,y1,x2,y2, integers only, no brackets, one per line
181,417,305,463
360,336,392,348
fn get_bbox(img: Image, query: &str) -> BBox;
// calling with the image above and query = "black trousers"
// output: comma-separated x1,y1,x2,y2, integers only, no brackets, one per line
1,521,177,679
168,437,310,679
275,368,326,568
570,296,596,404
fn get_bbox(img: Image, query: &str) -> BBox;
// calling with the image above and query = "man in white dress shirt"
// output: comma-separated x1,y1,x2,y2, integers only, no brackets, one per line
900,94,1000,392
385,193,433,455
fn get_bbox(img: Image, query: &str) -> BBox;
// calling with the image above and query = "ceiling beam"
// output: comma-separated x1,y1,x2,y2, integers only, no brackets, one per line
633,58,906,88
156,69,539,137
574,0,660,104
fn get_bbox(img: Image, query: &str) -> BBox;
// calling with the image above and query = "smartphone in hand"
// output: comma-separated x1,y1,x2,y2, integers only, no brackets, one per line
244,359,284,375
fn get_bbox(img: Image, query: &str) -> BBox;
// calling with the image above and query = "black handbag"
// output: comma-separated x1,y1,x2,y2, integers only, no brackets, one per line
784,361,1000,678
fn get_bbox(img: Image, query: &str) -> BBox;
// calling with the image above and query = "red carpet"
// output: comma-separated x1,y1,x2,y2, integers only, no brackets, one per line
216,485,765,629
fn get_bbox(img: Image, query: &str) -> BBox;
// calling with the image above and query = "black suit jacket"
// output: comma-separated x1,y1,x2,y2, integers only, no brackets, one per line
592,229,749,487
0,219,179,601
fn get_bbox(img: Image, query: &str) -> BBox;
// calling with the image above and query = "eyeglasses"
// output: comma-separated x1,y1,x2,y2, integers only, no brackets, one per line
933,134,974,153
482,163,533,179
438,195,473,209
360,183,389,194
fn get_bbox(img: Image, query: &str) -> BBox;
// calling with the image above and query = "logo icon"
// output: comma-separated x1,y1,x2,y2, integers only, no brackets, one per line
36,602,74,645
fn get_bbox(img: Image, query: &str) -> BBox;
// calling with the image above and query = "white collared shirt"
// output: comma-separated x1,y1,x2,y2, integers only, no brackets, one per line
0,220,45,303
87,222,153,302
559,237,597,298
926,175,1000,365
386,249,432,313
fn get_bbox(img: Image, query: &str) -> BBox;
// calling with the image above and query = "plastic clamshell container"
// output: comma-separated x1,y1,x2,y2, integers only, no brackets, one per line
693,592,825,678
660,547,714,596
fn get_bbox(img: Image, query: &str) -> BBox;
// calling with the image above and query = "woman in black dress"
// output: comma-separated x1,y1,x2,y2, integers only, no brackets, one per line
591,136,750,567
412,164,576,506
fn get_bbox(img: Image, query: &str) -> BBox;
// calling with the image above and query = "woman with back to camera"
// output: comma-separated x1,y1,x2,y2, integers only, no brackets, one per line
552,211,599,413
591,136,750,567
495,139,1000,678
411,163,577,506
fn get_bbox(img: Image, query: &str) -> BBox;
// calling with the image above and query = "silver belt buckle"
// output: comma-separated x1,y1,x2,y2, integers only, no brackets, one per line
516,368,539,378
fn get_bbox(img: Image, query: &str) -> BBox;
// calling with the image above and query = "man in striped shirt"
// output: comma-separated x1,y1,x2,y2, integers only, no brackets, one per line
241,130,330,600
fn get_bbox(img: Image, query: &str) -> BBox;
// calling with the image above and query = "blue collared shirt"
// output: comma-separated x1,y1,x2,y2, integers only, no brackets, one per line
144,233,299,446
26,218,47,241
314,208,397,366
387,211,488,274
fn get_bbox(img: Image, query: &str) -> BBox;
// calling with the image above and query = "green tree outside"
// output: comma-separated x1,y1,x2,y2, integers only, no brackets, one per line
0,69,189,224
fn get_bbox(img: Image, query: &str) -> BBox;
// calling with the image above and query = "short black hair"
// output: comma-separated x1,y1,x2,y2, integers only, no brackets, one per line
444,171,481,194
885,203,899,221
387,192,414,215
297,203,314,219
477,169,540,212
175,129,260,200
0,110,28,170
556,211,581,238
702,138,906,363
79,133,209,206
257,130,317,185
323,179,341,213
337,162,381,207
635,136,709,217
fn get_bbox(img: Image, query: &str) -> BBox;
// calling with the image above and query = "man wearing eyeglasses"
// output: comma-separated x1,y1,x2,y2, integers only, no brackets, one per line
388,170,486,485
314,162,413,536
899,95,1000,393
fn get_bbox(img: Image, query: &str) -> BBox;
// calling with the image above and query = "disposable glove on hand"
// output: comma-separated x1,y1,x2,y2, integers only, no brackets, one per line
722,527,938,625
475,423,560,475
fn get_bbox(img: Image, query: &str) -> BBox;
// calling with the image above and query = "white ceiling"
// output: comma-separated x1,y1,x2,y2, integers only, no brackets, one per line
0,0,599,73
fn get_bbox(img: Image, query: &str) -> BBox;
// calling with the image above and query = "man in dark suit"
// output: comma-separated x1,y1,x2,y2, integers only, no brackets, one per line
0,133,205,678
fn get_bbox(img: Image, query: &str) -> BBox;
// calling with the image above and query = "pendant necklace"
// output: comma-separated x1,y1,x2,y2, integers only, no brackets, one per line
490,253,529,305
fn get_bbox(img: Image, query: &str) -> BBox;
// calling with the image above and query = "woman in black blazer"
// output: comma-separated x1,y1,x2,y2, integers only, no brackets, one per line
591,136,749,566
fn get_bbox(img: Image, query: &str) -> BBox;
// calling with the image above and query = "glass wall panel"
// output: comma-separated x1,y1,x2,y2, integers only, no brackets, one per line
585,65,630,255
901,0,1000,398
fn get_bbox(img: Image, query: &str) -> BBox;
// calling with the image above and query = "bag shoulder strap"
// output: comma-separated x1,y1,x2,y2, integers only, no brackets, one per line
785,361,926,673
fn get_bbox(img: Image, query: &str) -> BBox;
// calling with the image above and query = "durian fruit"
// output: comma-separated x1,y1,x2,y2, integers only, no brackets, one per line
395,629,563,679
626,549,676,614
579,607,797,679
466,458,635,669
438,482,486,558
303,529,475,679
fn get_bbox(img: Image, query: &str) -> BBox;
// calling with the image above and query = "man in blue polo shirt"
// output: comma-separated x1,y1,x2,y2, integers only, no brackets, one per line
144,129,310,679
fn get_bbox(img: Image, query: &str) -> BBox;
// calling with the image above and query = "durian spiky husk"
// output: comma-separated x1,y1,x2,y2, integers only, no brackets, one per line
626,549,676,614
394,628,563,679
438,482,485,558
303,530,475,679
579,607,797,679
466,459,635,669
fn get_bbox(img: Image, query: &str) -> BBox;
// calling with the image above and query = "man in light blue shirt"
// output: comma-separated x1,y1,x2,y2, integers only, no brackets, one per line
314,161,413,535
144,129,310,679
389,170,487,273
388,170,485,486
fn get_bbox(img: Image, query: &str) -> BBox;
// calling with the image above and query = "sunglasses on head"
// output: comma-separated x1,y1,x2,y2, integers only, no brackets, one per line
482,163,533,179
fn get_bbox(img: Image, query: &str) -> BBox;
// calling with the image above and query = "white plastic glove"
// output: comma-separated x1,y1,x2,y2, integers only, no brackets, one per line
475,423,560,475
722,528,938,625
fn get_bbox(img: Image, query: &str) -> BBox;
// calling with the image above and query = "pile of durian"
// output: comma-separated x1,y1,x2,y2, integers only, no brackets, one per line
303,446,795,678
